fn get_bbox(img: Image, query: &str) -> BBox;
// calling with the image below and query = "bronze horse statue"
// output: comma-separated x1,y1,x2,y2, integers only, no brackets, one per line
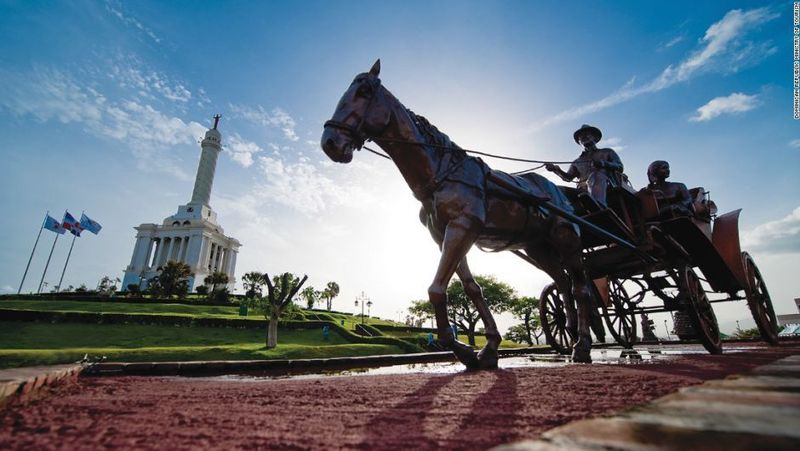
321,60,595,367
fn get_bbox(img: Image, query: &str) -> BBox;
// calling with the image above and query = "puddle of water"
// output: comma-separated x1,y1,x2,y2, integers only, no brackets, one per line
190,344,761,382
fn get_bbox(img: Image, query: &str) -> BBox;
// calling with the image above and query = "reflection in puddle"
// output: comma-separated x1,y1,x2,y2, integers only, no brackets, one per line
198,344,756,382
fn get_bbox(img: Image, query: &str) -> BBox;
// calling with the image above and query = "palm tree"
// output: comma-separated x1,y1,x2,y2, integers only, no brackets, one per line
301,286,321,310
322,281,340,311
150,261,192,299
204,271,229,292
242,271,266,299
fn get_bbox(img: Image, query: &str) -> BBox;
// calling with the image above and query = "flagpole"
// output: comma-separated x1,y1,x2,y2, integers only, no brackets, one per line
18,212,48,294
38,233,60,294
56,233,78,292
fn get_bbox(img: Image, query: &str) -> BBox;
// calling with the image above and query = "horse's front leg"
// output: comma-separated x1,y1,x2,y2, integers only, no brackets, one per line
456,259,501,369
563,254,593,363
429,216,481,369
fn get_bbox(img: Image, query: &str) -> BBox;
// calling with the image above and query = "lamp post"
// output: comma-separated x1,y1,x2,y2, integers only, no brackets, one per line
663,319,670,340
355,291,372,325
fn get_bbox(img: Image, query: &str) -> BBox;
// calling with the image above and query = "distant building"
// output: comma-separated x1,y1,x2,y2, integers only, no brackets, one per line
121,115,240,292
776,297,800,327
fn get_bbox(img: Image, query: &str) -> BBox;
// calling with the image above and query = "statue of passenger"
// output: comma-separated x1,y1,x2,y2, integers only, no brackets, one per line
642,160,694,219
545,124,624,206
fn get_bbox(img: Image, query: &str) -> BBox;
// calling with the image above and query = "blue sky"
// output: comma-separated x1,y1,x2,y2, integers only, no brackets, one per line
0,0,797,334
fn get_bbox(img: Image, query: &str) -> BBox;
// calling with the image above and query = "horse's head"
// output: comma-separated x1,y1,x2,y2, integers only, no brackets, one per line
321,59,391,163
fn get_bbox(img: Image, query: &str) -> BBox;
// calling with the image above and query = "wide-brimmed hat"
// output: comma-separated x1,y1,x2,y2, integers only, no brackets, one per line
573,124,602,144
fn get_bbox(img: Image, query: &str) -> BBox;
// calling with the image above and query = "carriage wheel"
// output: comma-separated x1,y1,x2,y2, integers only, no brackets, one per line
681,267,722,354
539,283,573,355
601,279,637,348
742,252,779,346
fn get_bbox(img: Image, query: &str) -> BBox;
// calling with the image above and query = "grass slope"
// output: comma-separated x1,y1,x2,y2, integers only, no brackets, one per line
0,322,404,369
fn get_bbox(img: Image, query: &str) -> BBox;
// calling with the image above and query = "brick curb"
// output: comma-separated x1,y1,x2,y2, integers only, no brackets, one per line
493,354,800,450
0,364,83,407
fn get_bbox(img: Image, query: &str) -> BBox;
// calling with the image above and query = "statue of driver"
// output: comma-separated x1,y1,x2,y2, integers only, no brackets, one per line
545,124,623,207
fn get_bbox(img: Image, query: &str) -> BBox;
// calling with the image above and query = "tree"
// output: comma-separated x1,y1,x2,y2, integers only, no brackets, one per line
732,326,761,339
410,275,516,346
508,296,543,345
321,281,340,311
300,286,322,309
254,272,308,348
504,324,531,345
242,271,266,299
96,276,120,297
204,272,229,292
203,271,230,302
126,284,141,297
408,299,435,328
148,261,192,299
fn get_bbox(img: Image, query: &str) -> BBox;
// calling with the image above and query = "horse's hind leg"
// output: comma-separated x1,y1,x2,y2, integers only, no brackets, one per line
456,259,501,369
524,247,578,339
553,226,594,363
429,217,481,369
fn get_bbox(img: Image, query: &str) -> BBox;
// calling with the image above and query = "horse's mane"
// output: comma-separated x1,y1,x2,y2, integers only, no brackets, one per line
405,108,466,157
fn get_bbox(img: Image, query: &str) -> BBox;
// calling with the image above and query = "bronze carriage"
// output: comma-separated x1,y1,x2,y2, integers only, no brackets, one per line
531,183,779,355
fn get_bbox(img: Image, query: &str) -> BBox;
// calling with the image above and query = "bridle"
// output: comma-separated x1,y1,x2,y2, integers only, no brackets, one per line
323,77,384,150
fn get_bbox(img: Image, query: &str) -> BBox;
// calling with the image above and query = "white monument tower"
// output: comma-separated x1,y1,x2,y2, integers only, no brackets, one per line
122,114,241,292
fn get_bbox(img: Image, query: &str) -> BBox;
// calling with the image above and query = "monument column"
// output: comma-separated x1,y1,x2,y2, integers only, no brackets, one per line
144,238,155,269
153,238,165,268
190,114,223,208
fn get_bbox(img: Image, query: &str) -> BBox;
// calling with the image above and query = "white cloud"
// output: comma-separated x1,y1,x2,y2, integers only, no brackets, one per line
226,133,263,167
690,92,760,122
531,7,779,131
789,139,800,148
603,136,626,152
0,66,205,180
105,1,161,44
252,155,376,216
229,104,299,141
661,35,685,49
0,285,13,294
109,57,192,103
742,207,800,254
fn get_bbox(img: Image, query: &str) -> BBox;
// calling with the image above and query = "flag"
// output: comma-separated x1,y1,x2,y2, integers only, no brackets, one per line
80,213,102,235
62,212,82,237
43,214,65,234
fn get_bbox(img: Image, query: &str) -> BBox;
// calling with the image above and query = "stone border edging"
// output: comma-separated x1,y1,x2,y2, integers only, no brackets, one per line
0,364,83,407
493,354,800,450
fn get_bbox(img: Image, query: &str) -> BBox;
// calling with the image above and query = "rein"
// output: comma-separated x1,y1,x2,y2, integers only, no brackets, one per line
366,137,575,165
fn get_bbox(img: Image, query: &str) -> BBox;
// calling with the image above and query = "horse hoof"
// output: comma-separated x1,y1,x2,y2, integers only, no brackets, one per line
571,349,592,364
477,348,499,370
451,340,480,369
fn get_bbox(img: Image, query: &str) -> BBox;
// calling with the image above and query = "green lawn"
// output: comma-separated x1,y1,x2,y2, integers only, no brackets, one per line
0,299,244,318
0,300,406,328
0,322,404,369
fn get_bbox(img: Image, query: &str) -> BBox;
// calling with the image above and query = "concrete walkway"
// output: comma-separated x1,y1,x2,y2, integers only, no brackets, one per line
496,354,800,450
0,364,83,406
